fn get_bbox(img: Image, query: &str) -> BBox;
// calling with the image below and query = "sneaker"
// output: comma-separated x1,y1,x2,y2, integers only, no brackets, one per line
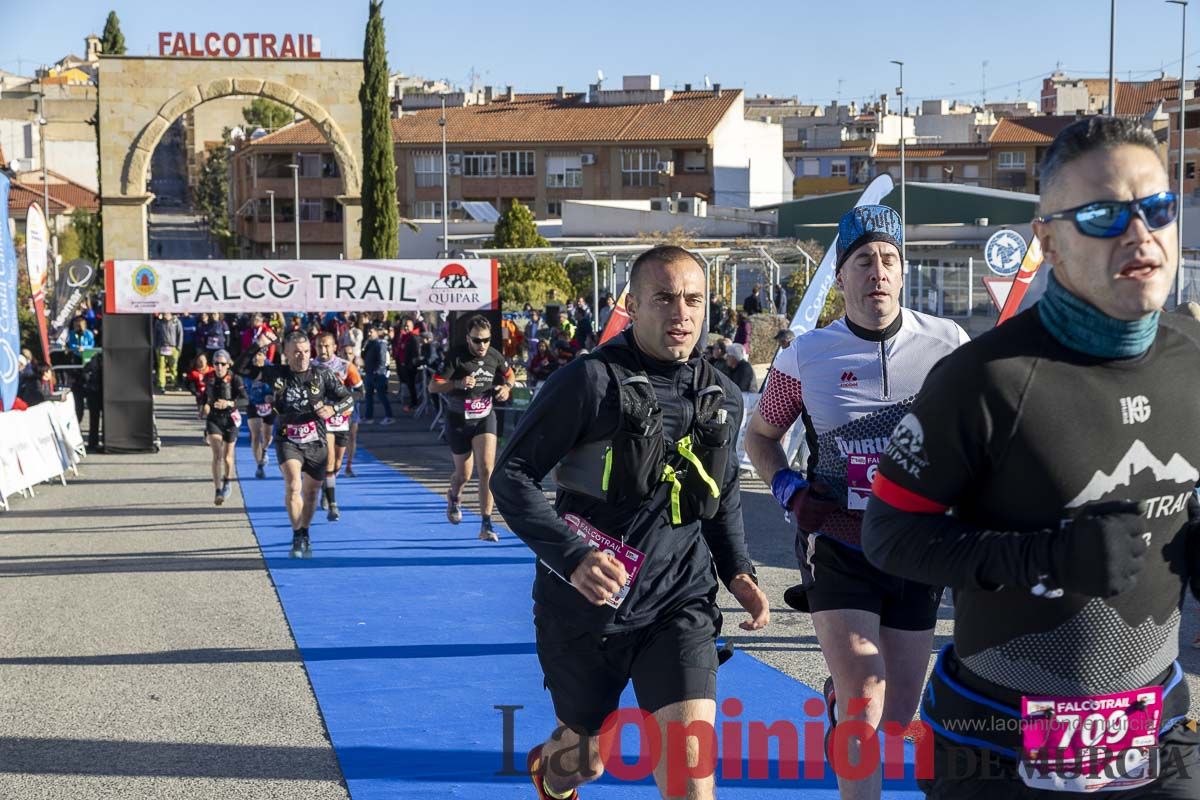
344,467,356,478
221,482,232,500
319,493,327,510
255,464,265,479
379,417,395,426
361,418,375,425
300,535,312,558
290,534,304,559
327,503,340,522
783,584,810,612
214,489,224,506
528,744,578,800
478,519,500,542
446,490,462,525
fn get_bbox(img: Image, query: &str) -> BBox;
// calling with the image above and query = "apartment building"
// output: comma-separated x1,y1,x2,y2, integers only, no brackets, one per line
987,115,1077,193
874,144,992,187
231,76,789,257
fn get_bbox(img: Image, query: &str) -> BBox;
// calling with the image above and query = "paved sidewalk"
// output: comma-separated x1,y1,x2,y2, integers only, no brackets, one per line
0,395,348,799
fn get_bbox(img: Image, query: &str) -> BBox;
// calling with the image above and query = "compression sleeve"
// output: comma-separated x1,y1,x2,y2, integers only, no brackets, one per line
699,390,757,585
324,369,355,414
491,359,603,580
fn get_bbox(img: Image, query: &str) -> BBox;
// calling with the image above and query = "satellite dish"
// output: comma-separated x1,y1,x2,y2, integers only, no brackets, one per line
704,75,712,89
597,69,605,82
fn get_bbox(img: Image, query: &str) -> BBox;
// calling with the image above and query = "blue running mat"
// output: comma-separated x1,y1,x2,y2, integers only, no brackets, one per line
236,442,923,798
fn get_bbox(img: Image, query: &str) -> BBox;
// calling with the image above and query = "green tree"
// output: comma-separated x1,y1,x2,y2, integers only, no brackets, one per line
100,11,126,55
782,239,843,327
490,201,573,310
69,210,102,265
358,0,399,259
242,98,294,131
196,131,235,256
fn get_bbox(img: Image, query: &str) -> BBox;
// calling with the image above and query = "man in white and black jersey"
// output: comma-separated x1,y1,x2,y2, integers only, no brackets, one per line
313,332,364,522
863,116,1200,797
744,204,969,800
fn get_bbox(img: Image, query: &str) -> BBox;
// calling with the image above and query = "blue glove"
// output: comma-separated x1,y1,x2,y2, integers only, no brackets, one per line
771,468,809,511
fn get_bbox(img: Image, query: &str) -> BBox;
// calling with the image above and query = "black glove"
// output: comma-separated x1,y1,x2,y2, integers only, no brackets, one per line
1049,500,1149,598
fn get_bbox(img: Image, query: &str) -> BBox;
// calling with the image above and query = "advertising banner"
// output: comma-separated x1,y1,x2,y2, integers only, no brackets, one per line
105,258,499,314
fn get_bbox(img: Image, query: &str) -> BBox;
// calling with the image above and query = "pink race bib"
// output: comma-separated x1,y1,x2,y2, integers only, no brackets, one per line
846,454,881,511
464,395,492,420
285,421,319,444
256,403,273,416
326,413,350,432
561,513,645,609
1020,686,1162,793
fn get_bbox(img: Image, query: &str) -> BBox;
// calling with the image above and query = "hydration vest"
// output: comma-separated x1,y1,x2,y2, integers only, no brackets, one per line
553,344,733,526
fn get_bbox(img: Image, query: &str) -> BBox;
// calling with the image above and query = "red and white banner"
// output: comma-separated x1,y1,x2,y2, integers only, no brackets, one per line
105,259,499,314
24,203,51,364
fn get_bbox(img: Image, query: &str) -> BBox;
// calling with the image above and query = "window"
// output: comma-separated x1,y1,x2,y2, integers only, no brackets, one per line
413,151,443,187
1187,162,1196,180
802,158,819,176
682,150,707,173
546,200,563,218
963,164,980,179
414,201,443,218
621,149,660,187
546,155,583,188
463,151,497,177
299,198,323,222
830,160,848,178
997,151,1026,170
297,153,321,178
500,150,536,177
321,154,340,178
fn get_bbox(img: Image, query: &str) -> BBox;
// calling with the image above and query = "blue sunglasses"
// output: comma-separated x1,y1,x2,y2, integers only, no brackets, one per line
1035,191,1177,238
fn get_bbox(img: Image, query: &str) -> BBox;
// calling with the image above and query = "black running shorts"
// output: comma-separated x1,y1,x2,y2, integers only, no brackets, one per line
204,416,239,443
275,439,327,482
330,430,350,448
796,532,942,631
447,411,497,456
535,599,722,735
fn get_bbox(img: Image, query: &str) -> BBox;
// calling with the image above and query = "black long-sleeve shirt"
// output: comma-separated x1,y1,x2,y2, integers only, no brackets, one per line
491,332,756,634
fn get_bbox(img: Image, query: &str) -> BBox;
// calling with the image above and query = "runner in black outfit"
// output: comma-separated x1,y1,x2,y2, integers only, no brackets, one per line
203,349,247,506
863,117,1200,797
427,314,515,542
237,330,354,558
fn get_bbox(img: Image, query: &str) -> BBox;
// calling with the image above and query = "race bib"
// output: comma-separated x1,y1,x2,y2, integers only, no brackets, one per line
255,402,273,417
285,420,319,444
326,413,350,432
230,410,242,428
205,336,220,349
1019,686,1162,793
159,346,174,356
464,395,493,420
846,454,881,511
559,513,645,609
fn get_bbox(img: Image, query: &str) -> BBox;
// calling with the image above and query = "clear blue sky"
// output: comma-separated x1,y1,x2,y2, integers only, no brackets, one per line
5,0,1196,107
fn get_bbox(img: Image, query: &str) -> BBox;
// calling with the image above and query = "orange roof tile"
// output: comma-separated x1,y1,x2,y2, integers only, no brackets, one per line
875,145,989,159
11,170,98,213
989,116,1077,144
8,182,68,215
249,90,743,149
1114,78,1190,117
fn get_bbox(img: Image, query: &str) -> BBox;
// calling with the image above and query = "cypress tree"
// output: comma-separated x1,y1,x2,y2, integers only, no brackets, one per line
101,11,126,55
358,0,398,258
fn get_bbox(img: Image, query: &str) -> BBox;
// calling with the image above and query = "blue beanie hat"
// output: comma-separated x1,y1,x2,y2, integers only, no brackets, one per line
835,205,903,269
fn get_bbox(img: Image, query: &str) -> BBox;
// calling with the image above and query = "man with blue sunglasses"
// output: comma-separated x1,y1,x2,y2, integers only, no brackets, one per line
864,116,1200,797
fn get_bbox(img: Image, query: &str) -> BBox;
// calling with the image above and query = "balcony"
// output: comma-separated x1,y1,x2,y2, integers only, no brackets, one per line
238,219,344,245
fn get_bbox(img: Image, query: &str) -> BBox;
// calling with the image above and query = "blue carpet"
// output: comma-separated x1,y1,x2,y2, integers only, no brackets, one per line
236,440,923,798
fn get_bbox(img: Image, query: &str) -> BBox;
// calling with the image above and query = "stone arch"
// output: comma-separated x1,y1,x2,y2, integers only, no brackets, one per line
121,78,361,198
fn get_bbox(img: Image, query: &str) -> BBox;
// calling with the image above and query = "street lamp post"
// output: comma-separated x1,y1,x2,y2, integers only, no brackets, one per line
1169,0,1188,304
265,189,276,254
1109,0,1117,115
891,60,907,269
439,95,449,257
288,163,300,260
